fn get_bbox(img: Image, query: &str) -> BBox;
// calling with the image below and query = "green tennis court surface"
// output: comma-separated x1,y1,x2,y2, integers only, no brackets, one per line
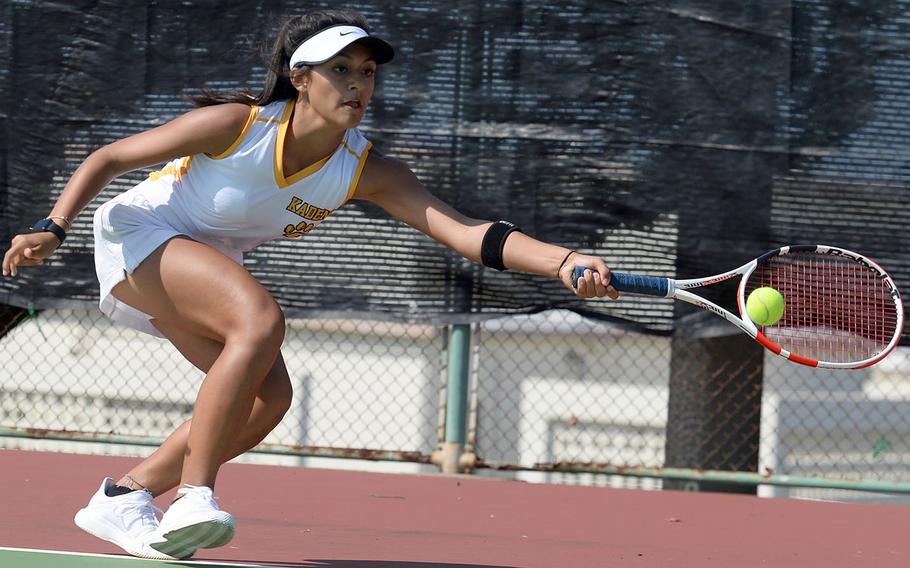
0,547,298,567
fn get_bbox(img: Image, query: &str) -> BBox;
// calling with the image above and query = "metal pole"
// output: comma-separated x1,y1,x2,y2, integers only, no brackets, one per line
444,323,471,445
430,323,473,473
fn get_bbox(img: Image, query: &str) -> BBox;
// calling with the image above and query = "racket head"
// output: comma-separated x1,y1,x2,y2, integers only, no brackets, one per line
736,245,904,369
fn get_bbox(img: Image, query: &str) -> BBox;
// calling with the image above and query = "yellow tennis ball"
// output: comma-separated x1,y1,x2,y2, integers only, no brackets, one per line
746,287,785,326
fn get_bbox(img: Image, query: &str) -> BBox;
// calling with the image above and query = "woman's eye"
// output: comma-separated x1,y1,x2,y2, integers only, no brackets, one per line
334,65,348,74
364,68,375,77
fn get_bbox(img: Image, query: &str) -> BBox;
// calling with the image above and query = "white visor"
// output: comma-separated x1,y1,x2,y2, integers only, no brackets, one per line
288,25,394,68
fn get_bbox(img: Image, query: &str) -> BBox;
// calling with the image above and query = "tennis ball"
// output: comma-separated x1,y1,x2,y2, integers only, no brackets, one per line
746,287,785,326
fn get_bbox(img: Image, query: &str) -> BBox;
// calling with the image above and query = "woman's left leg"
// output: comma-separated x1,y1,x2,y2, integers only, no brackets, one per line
118,317,293,496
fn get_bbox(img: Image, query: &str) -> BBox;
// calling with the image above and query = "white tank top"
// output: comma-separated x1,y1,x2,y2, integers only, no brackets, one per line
138,99,372,252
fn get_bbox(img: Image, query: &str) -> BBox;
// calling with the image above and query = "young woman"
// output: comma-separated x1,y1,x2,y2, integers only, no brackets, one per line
2,9,617,561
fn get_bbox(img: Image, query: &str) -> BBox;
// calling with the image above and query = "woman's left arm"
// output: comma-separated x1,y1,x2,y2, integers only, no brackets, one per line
354,154,617,299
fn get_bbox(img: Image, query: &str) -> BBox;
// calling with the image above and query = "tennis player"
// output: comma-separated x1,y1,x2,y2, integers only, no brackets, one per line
1,9,617,560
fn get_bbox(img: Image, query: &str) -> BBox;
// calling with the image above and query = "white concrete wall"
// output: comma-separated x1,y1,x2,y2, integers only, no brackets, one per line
758,347,910,502
0,310,442,455
475,311,670,470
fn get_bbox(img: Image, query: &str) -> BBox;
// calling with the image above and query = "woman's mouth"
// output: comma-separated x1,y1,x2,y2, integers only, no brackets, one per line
344,100,362,110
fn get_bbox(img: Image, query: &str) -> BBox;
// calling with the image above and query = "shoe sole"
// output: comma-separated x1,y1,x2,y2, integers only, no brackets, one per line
150,517,235,560
74,508,179,561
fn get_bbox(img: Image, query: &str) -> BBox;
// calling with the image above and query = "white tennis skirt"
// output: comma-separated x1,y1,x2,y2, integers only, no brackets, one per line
92,182,242,338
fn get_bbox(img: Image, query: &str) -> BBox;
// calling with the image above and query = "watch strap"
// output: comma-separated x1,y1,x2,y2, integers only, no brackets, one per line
31,218,67,244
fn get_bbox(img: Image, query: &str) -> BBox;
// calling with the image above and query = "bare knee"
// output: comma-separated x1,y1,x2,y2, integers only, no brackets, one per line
227,299,286,354
253,304,286,348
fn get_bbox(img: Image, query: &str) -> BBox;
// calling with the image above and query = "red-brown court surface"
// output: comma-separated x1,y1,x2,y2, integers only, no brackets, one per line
0,449,907,567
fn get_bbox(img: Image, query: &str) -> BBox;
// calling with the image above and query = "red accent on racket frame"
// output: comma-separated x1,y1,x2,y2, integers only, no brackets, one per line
754,331,782,355
786,352,819,367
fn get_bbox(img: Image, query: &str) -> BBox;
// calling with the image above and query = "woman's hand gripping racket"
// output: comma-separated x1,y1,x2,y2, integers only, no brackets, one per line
573,245,904,369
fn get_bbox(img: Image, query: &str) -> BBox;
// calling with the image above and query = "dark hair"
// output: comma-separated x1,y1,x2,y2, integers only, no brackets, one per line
189,9,372,107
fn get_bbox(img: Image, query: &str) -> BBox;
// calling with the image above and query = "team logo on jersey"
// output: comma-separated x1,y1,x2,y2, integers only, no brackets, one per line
284,196,333,238
284,221,316,238
286,196,331,222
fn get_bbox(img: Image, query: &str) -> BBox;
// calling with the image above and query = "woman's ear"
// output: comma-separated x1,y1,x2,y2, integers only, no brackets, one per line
289,67,310,92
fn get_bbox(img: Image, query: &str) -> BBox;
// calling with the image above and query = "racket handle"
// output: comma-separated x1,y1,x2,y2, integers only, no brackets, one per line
572,267,672,297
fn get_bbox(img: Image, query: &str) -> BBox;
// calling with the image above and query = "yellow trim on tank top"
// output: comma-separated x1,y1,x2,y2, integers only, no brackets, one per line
208,105,259,160
149,155,193,182
341,140,363,160
344,141,373,202
176,156,192,180
274,99,333,189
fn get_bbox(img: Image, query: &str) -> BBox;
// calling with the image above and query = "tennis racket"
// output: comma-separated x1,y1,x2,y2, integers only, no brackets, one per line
573,245,904,369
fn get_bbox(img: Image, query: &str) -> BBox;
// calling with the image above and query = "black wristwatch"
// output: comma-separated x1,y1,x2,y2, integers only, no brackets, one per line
30,218,67,244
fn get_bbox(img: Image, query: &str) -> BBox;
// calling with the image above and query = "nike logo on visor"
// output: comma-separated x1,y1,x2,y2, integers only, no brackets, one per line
340,31,357,36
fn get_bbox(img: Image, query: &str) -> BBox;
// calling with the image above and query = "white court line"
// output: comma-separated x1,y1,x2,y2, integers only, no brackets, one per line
0,546,306,567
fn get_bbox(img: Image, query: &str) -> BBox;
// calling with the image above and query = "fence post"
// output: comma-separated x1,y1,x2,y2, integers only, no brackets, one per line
432,323,476,473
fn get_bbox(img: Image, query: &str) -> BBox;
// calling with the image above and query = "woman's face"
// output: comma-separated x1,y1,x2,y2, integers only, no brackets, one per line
302,43,377,128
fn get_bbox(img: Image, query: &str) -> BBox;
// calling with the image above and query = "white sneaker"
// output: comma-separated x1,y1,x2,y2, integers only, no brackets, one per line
149,484,235,560
74,477,177,560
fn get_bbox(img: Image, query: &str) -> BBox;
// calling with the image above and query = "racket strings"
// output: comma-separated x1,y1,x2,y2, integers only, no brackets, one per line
746,252,899,364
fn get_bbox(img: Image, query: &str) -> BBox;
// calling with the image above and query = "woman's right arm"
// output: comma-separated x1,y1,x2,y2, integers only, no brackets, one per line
2,103,252,277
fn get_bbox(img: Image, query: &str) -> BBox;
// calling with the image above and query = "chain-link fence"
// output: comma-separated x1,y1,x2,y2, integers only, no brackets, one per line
3,305,909,501
0,307,444,460
472,311,910,502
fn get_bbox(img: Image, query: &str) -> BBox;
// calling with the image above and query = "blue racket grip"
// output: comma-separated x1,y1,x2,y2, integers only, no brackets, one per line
572,267,671,297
